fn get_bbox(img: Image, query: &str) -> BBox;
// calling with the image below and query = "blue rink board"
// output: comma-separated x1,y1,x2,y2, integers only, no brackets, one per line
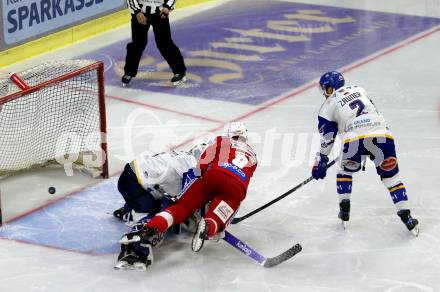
0,177,131,254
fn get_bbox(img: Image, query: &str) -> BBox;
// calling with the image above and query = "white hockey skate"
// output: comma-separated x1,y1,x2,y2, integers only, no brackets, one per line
192,218,209,252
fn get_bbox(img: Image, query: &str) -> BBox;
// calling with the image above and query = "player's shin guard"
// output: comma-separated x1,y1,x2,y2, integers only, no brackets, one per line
380,174,408,209
146,211,174,233
337,174,352,222
387,182,409,210
337,174,352,199
205,199,238,237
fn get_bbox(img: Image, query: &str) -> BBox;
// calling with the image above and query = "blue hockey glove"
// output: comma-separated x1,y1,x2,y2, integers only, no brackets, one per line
312,153,329,180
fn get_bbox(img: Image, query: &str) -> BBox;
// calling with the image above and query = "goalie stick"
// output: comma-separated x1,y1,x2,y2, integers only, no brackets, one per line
222,231,302,268
231,157,339,224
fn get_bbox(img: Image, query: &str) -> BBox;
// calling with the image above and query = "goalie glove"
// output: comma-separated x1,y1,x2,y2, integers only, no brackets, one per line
312,153,329,180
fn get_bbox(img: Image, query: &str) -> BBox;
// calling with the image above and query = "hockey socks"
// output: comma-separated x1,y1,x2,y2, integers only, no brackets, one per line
388,183,408,206
146,211,174,233
336,174,352,196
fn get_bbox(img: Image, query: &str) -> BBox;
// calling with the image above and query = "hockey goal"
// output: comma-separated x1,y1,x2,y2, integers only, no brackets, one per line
0,60,108,224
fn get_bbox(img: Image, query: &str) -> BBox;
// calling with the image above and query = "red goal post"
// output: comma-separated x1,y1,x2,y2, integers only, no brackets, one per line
0,60,109,224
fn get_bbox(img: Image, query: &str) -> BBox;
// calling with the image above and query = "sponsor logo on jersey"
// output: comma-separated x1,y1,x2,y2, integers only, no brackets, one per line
236,241,252,256
213,200,234,223
220,162,247,181
380,157,397,171
354,118,371,125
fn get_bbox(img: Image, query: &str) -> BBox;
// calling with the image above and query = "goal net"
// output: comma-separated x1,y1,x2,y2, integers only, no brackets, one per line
0,59,108,181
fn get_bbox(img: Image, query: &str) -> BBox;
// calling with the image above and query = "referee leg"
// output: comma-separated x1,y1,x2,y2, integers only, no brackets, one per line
152,15,186,75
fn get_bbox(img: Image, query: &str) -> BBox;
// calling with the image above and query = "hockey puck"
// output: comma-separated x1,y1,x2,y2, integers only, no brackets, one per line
48,187,56,194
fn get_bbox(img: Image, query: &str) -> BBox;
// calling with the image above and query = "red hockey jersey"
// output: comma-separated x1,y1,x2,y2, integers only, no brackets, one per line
198,136,257,190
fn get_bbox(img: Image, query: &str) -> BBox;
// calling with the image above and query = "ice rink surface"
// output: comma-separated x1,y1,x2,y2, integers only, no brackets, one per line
1,0,440,291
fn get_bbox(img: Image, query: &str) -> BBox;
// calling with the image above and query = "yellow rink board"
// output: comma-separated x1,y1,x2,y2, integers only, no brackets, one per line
0,0,211,68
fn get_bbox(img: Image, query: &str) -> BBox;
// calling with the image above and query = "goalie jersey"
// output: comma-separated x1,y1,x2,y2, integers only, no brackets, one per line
131,150,197,197
318,85,391,155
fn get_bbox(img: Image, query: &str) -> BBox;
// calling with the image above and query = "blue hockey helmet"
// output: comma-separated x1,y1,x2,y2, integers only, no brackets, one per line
319,71,345,97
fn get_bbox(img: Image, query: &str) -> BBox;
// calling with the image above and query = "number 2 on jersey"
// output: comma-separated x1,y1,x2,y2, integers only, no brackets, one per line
349,99,366,117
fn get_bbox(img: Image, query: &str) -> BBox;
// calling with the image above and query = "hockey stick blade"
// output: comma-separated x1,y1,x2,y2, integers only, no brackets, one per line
231,157,339,224
223,231,302,268
263,243,302,268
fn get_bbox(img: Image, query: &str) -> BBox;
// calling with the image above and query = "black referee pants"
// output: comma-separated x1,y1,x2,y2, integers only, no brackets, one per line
124,13,186,77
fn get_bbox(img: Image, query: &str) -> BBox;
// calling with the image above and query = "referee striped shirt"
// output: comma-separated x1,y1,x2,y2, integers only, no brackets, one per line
127,0,176,15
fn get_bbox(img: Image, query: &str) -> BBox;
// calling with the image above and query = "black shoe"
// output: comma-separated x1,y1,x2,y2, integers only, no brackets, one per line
121,74,132,87
113,207,132,222
114,244,151,271
338,199,350,221
171,73,187,85
397,209,419,231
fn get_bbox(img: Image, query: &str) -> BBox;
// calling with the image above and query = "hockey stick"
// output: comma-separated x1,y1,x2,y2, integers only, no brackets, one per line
222,230,302,268
153,183,302,267
231,157,339,224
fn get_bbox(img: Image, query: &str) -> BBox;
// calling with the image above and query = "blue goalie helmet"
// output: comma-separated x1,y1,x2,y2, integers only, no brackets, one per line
319,71,345,96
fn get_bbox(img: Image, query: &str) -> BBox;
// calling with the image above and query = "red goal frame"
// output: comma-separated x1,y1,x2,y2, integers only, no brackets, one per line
0,61,109,225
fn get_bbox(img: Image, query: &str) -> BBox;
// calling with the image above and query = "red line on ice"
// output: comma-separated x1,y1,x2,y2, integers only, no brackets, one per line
106,94,224,124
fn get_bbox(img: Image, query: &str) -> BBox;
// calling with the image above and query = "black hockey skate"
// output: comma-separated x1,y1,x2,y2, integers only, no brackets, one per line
121,74,133,87
171,73,187,86
338,199,350,229
114,243,153,271
192,218,209,252
397,209,419,236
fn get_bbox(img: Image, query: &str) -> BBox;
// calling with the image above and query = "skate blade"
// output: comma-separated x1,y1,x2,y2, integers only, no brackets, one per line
122,83,128,88
341,220,347,230
114,261,147,271
191,220,207,252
